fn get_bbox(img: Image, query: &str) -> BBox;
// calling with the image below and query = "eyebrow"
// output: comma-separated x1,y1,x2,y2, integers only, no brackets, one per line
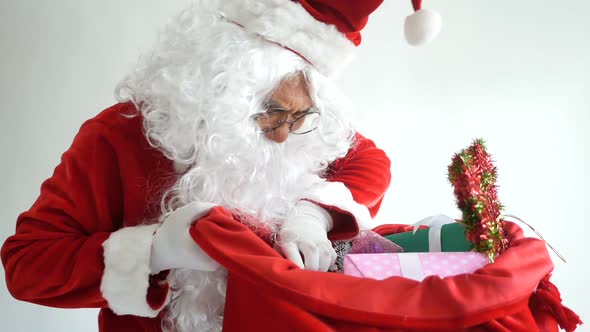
263,101,286,112
264,99,313,114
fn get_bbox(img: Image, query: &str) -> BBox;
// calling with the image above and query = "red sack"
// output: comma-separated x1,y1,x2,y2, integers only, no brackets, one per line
190,207,582,332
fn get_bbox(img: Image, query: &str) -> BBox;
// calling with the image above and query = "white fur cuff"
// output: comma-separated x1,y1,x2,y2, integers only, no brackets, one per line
100,224,166,317
302,181,373,231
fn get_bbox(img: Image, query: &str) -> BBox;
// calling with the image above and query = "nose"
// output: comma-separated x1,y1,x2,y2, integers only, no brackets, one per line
265,124,290,143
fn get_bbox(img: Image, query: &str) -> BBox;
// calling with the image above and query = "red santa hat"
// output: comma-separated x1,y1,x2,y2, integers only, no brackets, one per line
218,0,441,76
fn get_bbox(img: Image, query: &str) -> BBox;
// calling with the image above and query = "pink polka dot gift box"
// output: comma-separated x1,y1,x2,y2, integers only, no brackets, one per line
343,252,489,282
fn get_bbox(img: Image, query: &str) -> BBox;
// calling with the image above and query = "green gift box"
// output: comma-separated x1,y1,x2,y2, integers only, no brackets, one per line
384,222,473,252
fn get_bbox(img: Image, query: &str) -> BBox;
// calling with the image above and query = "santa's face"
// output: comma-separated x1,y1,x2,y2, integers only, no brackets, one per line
257,73,315,144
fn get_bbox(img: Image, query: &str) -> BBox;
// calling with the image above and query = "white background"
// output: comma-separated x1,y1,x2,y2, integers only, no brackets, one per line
1,0,588,331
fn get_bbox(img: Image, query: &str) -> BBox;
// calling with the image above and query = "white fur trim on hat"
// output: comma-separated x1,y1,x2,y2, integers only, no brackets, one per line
301,181,373,231
100,224,169,317
217,0,356,77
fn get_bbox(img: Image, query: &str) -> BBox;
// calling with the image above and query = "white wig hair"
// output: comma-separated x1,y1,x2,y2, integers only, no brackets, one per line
115,1,356,331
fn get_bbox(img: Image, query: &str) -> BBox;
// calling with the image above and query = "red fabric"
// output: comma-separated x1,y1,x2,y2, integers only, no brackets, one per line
191,210,579,331
326,134,391,219
529,275,582,332
411,0,422,12
1,103,174,327
296,0,384,45
147,271,171,310
1,102,389,331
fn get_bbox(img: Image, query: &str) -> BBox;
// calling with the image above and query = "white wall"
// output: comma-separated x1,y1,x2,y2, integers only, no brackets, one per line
1,0,588,331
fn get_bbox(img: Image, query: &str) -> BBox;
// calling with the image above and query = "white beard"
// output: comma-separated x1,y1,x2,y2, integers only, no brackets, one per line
168,131,333,229
161,126,349,332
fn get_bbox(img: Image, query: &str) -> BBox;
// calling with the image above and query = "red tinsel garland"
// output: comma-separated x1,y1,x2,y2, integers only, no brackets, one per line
448,139,508,262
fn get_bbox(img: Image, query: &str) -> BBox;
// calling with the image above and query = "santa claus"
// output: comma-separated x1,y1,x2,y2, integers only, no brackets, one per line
2,0,392,331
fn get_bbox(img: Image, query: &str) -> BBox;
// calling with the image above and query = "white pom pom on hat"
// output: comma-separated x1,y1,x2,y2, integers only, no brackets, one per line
404,0,442,46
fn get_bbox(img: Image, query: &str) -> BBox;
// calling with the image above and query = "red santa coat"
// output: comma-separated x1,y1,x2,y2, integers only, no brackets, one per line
1,102,392,331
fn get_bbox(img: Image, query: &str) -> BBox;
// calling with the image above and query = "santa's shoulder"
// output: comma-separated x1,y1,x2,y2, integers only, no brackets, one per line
74,102,160,162
83,102,142,133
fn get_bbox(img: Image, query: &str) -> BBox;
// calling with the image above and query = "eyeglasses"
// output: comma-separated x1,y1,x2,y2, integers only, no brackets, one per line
252,108,320,135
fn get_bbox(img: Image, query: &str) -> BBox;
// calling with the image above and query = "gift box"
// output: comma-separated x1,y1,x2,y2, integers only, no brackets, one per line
384,222,473,252
343,252,488,282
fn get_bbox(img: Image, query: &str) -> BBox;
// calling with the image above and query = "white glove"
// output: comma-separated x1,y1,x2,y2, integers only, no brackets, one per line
149,202,221,274
278,200,337,272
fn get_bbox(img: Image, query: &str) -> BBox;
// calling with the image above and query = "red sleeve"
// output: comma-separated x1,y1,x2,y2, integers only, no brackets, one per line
303,133,391,240
326,132,391,218
1,120,168,317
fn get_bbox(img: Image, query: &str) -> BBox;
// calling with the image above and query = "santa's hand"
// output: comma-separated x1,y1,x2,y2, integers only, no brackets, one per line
278,200,336,272
149,202,221,274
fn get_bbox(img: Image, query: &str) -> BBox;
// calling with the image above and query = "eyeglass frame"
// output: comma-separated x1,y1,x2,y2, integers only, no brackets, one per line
252,107,321,135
